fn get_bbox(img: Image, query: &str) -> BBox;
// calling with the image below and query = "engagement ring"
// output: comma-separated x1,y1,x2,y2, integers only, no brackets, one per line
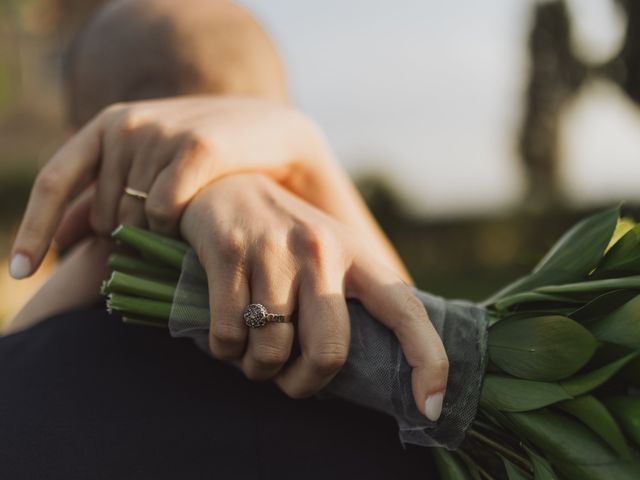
244,303,291,328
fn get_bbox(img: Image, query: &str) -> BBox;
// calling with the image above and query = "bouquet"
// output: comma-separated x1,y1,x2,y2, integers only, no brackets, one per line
103,206,640,479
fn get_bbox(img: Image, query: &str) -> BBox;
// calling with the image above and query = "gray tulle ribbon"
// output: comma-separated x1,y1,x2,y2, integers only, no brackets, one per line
169,250,489,449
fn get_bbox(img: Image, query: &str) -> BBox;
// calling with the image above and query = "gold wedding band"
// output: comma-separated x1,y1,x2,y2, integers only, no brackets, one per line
124,187,149,200
243,303,292,328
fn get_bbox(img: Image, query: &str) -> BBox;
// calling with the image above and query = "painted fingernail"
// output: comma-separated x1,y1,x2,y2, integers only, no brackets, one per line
424,391,444,421
10,254,32,279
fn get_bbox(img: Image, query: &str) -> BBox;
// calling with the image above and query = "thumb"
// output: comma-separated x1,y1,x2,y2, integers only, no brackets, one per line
346,256,449,421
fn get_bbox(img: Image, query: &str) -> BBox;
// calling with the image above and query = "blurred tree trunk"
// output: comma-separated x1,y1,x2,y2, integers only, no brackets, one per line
518,0,586,210
604,0,640,105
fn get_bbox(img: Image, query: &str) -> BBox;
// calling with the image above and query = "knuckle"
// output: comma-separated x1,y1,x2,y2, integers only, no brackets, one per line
179,134,216,167
257,232,284,258
184,134,211,155
398,289,428,327
380,287,428,332
120,112,142,134
210,348,238,362
145,200,176,226
243,368,266,382
209,326,242,361
215,229,246,264
34,168,63,197
252,343,289,368
100,102,127,120
280,385,311,400
432,356,450,382
105,102,127,114
292,223,331,265
210,321,245,347
307,342,348,375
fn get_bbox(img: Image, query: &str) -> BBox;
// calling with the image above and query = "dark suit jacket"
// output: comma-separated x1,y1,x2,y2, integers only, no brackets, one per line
0,308,436,479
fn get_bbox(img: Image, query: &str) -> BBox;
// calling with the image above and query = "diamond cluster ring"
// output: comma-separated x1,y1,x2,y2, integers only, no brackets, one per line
243,303,291,328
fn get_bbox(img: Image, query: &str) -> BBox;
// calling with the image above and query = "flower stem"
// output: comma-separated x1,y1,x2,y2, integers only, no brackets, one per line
112,225,186,270
467,429,532,473
122,315,169,329
121,225,190,253
108,253,180,281
456,449,498,480
107,293,173,320
103,271,177,302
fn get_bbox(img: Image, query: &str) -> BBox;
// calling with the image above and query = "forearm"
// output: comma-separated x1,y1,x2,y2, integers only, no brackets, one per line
281,137,411,284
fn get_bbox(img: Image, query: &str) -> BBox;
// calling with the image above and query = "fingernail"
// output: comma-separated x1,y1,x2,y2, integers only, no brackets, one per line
424,391,444,422
10,254,32,279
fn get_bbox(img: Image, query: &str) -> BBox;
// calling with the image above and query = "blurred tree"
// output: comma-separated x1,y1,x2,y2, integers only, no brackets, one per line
519,0,640,210
355,175,406,230
518,0,586,210
606,0,640,104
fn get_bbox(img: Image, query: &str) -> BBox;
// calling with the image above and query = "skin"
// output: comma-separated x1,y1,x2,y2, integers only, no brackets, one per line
181,174,448,406
9,173,448,416
15,96,410,282
8,99,449,417
7,0,449,418
67,0,289,125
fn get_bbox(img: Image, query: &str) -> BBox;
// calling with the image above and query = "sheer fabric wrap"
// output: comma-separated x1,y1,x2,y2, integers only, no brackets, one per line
169,250,489,449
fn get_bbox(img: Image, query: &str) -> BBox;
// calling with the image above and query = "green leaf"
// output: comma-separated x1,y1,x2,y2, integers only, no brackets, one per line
508,410,640,480
554,460,640,480
569,290,639,324
607,217,637,251
486,207,620,304
506,410,617,465
522,446,558,480
557,396,632,459
501,456,532,480
597,224,640,275
604,397,640,449
536,276,640,298
494,292,582,312
589,295,640,348
432,448,472,480
477,404,520,433
489,316,598,381
481,375,572,412
560,352,639,396
619,355,640,388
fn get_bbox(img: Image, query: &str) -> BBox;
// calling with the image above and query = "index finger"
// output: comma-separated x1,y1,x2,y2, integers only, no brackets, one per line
9,112,107,278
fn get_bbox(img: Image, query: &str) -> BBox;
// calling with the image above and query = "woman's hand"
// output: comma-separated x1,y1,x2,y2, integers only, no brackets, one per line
10,96,409,282
180,174,448,421
12,97,320,269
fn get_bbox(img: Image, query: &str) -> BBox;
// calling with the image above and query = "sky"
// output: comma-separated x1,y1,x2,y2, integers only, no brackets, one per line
238,0,640,216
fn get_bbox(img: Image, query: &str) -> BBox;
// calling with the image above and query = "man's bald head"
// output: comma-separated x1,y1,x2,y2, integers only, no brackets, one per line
66,0,288,127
